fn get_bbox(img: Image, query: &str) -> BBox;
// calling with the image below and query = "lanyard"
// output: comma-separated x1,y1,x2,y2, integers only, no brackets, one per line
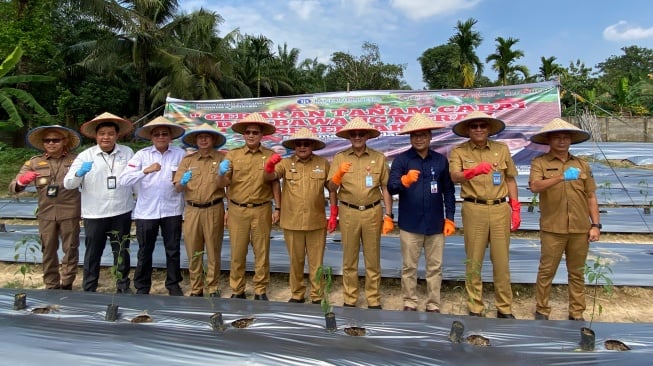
100,152,116,175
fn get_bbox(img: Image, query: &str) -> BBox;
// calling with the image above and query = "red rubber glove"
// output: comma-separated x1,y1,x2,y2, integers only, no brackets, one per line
401,169,420,188
463,162,492,180
327,206,338,233
331,162,352,186
443,218,456,236
17,171,39,186
382,215,394,235
265,153,282,173
509,198,521,231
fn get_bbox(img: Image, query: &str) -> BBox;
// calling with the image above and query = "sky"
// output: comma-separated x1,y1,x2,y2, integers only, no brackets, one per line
179,0,653,90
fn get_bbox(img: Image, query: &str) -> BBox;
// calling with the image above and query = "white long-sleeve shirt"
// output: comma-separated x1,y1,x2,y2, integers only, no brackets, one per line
63,144,135,219
119,145,185,219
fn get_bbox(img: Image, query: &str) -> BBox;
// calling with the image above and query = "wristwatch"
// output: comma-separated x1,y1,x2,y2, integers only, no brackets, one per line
590,223,602,229
385,212,394,219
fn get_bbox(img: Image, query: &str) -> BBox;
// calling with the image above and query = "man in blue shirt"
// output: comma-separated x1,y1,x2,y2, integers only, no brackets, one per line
388,113,456,313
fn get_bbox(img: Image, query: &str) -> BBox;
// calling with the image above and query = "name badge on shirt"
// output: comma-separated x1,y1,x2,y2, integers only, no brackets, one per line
365,175,373,187
46,185,59,197
107,176,117,190
492,171,501,185
430,181,438,194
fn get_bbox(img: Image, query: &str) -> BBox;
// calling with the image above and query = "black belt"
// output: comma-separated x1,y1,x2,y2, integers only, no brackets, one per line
340,200,381,211
186,198,223,209
230,199,270,208
463,197,507,205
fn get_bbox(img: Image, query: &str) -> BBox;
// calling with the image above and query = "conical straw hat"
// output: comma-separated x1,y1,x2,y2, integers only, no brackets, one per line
79,112,133,138
398,113,446,135
26,125,81,152
282,127,326,150
181,123,227,148
231,112,276,136
135,116,185,140
451,111,506,137
335,117,380,139
530,118,591,145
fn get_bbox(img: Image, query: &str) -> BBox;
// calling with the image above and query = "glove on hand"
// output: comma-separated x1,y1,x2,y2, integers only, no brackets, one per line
76,162,93,177
463,162,492,180
218,160,231,176
382,215,394,235
509,198,521,231
443,218,456,236
327,206,338,233
17,171,39,186
180,170,192,186
265,154,282,173
563,167,580,181
331,162,352,186
401,169,420,188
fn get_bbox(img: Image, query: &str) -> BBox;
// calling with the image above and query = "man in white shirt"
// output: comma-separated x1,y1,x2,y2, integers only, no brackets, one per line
119,116,186,296
64,112,135,293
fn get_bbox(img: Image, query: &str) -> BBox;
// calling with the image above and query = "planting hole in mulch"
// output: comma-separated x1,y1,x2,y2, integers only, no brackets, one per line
344,327,366,336
232,317,255,328
466,334,490,346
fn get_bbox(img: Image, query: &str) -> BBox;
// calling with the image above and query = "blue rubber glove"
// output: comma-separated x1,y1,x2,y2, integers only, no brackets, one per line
218,160,231,176
563,167,580,181
180,170,192,186
76,161,93,177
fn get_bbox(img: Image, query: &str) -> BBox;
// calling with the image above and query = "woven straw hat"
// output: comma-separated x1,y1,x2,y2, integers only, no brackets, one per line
79,112,133,138
335,117,381,139
26,125,81,152
452,111,506,137
398,113,446,135
231,112,276,136
530,118,591,145
181,123,226,149
135,116,185,140
282,127,326,150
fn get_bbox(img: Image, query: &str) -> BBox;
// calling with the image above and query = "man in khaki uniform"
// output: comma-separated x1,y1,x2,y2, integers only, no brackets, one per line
263,128,337,303
219,113,281,300
529,118,600,321
174,123,228,297
449,111,521,319
10,125,81,290
327,117,393,309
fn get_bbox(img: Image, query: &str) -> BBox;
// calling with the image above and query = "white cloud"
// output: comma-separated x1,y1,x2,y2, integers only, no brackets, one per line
603,21,653,41
288,0,322,20
390,0,480,20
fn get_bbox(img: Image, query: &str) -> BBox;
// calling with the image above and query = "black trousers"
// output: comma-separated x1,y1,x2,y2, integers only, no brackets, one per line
82,211,132,292
133,215,183,293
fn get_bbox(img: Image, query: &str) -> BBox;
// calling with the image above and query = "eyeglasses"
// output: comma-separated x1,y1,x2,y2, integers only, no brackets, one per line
468,123,489,130
152,132,170,137
244,130,261,136
349,131,368,138
42,138,63,144
294,140,313,148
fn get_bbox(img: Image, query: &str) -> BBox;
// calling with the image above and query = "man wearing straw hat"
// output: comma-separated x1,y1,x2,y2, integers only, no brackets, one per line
10,125,82,290
64,112,135,293
449,111,520,319
218,113,281,301
173,123,228,297
263,127,337,304
119,116,186,296
529,118,600,321
327,117,393,309
388,114,456,313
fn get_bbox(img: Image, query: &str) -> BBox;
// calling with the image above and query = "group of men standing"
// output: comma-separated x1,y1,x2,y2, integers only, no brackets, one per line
10,109,600,321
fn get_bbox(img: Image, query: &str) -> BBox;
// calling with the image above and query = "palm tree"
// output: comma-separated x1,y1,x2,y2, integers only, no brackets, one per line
448,18,484,88
297,57,328,93
537,56,566,82
247,34,274,97
485,36,529,85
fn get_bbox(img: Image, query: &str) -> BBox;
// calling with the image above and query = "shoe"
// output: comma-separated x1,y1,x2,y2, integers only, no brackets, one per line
403,306,417,311
230,292,246,299
368,305,382,310
190,292,203,297
343,303,356,307
60,284,73,290
254,293,269,301
468,312,482,317
168,287,184,296
311,300,321,305
116,288,133,294
534,312,549,320
569,315,585,321
497,312,516,319
209,291,221,298
288,298,305,303
426,308,441,313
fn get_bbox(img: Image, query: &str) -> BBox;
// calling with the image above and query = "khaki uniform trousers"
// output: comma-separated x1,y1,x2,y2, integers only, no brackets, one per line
183,203,224,295
462,201,513,314
536,231,589,319
284,228,327,302
400,230,444,311
228,204,272,295
39,218,80,288
340,204,382,307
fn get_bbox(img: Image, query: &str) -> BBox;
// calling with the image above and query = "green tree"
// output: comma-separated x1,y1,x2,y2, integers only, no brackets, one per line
296,57,328,93
448,18,484,88
485,36,529,85
325,42,405,91
537,56,566,82
418,44,459,89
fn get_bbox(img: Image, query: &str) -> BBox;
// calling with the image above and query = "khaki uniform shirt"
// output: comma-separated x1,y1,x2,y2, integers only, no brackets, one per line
328,146,388,205
10,152,81,220
275,154,329,231
529,152,596,234
174,150,226,203
449,140,517,200
225,145,275,204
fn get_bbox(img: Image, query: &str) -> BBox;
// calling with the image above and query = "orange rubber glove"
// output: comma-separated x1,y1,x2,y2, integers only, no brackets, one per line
443,218,456,236
327,206,338,233
509,198,521,231
382,215,394,235
265,153,282,173
331,162,352,186
401,169,420,188
17,171,39,186
463,162,492,180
